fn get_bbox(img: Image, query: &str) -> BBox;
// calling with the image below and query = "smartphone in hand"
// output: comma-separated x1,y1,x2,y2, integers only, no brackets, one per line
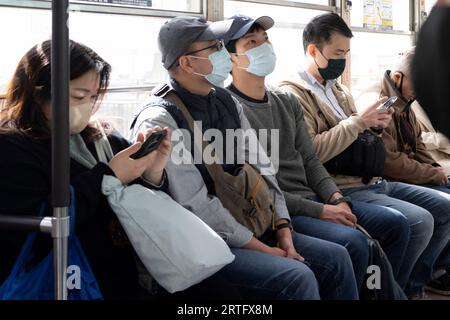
130,130,167,159
377,96,398,110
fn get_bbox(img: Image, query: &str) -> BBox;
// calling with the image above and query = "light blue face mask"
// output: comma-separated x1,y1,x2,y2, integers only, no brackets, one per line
237,42,277,77
189,47,232,86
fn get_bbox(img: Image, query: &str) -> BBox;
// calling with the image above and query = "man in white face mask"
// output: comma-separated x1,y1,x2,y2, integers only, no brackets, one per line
129,16,322,300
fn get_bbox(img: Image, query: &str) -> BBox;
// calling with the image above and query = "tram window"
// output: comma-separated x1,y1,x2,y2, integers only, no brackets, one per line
0,7,51,92
423,0,438,17
0,6,169,136
225,1,332,25
44,0,202,12
351,32,412,99
93,90,152,136
278,0,329,4
350,0,410,32
69,11,169,136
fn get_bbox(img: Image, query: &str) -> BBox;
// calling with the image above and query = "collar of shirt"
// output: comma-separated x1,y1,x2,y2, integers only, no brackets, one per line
170,78,217,113
299,70,336,91
298,70,347,121
227,83,268,104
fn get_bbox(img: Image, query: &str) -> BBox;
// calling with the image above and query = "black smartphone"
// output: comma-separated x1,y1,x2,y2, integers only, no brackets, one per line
130,130,167,159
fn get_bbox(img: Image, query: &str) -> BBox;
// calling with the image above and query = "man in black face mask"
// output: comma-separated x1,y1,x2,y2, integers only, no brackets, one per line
281,12,450,299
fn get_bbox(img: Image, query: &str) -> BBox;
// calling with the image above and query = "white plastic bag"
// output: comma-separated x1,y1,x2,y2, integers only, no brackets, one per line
102,175,235,293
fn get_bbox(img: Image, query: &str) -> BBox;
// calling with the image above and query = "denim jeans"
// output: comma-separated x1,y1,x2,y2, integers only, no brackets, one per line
421,184,450,274
219,231,358,300
435,242,450,271
291,198,409,294
343,181,450,295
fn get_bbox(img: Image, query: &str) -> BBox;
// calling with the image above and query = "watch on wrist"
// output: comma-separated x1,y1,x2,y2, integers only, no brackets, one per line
276,222,292,231
329,195,353,209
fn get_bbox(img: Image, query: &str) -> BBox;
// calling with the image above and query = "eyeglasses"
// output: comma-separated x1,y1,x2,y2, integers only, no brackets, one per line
184,39,225,56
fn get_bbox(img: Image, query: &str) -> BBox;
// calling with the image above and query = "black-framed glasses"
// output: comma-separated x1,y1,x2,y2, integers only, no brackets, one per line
184,39,224,56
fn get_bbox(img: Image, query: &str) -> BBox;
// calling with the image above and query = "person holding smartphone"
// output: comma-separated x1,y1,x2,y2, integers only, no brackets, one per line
0,40,240,300
357,48,450,190
280,12,450,299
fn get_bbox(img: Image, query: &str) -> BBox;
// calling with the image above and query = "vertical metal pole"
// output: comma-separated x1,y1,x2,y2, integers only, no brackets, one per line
52,0,70,301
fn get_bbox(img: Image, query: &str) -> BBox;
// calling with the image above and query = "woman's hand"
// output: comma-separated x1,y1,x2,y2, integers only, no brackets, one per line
138,126,171,185
108,126,171,185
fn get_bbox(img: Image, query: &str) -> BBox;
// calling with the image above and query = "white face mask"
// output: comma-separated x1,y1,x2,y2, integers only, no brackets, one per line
69,102,94,134
189,47,232,86
237,42,277,77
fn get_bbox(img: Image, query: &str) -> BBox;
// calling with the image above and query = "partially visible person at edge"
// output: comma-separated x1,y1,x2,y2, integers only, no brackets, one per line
413,0,450,137
357,46,450,297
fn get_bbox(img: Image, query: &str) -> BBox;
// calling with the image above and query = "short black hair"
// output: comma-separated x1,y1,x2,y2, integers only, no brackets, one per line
302,12,353,53
226,23,264,53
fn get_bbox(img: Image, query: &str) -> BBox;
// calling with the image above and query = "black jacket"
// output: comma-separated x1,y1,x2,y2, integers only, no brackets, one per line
0,130,167,299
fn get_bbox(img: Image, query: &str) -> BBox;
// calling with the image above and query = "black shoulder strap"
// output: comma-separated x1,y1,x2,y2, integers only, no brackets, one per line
152,83,172,98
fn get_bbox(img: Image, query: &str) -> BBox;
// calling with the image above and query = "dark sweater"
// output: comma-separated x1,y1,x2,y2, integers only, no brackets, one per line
227,85,340,218
0,130,167,299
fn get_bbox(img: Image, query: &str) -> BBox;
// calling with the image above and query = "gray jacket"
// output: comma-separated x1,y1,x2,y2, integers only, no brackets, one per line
229,85,340,219
129,90,290,248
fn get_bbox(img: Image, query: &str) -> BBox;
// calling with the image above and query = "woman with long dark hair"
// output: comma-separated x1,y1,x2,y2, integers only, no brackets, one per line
0,40,171,299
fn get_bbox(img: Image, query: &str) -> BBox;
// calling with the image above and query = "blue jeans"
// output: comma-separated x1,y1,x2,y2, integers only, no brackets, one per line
292,199,409,294
435,242,450,271
421,185,450,273
219,231,358,300
343,181,450,295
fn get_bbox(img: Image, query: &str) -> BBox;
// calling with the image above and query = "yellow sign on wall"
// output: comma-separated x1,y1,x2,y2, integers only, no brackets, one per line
363,0,393,31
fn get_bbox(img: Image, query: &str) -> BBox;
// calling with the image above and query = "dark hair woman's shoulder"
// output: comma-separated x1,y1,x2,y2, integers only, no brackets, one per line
0,131,48,152
0,131,50,172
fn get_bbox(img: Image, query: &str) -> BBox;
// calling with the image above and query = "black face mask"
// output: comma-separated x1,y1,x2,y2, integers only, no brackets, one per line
315,50,346,80
396,72,405,95
395,72,416,111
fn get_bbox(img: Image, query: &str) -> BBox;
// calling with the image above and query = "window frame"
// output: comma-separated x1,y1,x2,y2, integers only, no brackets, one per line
0,0,206,18
0,0,422,92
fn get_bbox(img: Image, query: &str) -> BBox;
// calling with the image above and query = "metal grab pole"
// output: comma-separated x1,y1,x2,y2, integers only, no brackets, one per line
52,0,70,301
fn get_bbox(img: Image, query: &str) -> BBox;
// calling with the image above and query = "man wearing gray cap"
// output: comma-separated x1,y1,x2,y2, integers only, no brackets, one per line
129,16,321,299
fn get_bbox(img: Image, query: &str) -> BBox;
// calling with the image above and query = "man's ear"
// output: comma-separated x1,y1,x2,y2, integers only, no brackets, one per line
230,52,239,65
307,43,317,58
178,56,193,73
392,71,402,82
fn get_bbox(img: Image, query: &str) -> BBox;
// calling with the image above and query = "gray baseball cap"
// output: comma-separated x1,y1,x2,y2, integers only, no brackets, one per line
158,16,233,70
226,14,274,42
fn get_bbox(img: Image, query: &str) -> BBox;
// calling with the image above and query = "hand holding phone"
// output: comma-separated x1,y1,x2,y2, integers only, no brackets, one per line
130,130,167,159
377,96,398,110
